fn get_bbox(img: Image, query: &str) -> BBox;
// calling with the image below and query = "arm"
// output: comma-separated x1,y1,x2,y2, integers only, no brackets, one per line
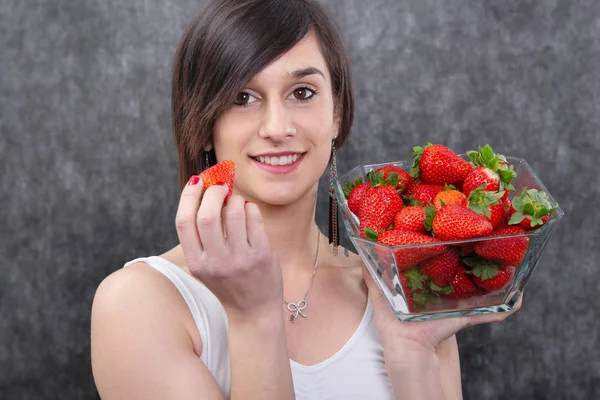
91,264,295,400
91,265,226,400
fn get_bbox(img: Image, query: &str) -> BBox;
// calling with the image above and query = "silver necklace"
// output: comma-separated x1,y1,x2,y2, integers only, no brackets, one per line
283,231,321,323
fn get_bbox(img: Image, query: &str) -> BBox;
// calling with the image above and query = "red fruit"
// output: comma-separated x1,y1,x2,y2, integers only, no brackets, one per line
410,143,473,185
344,180,371,217
198,160,235,203
433,188,468,210
404,182,445,205
474,225,530,266
374,166,412,193
430,204,494,241
467,185,507,228
508,188,557,231
419,247,463,287
471,264,514,291
444,271,479,299
368,229,446,271
359,186,403,238
399,268,430,311
463,144,516,197
394,206,427,234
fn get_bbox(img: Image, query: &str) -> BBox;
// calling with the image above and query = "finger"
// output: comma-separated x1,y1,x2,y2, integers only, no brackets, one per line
223,195,248,247
196,184,228,253
175,176,205,260
245,203,269,249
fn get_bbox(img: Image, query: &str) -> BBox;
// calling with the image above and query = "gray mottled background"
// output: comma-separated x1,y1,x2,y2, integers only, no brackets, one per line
1,0,598,399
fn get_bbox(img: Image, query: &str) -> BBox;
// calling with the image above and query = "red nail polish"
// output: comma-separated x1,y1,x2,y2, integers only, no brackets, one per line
245,200,250,204
214,181,225,186
187,176,200,186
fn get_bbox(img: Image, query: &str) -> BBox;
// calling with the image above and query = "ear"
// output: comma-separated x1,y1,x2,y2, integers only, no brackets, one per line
333,104,342,141
204,143,213,152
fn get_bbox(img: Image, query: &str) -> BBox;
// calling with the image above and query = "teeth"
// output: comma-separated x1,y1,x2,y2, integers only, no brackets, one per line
256,154,300,165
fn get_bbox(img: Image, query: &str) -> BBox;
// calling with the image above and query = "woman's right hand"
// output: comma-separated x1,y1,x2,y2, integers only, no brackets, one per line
175,177,283,322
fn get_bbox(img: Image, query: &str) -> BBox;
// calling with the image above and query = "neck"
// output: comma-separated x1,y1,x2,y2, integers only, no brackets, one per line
256,188,322,274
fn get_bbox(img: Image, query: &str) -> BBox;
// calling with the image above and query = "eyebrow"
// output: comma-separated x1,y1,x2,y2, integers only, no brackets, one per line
290,67,326,80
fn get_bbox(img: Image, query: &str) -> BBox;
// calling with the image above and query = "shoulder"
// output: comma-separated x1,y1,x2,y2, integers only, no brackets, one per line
91,262,203,355
323,244,367,295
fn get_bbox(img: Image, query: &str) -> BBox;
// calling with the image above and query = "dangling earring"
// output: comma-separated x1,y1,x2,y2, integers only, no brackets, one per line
204,150,212,169
329,141,339,256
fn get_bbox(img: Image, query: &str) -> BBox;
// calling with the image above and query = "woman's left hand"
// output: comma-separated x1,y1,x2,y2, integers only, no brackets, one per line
362,265,523,355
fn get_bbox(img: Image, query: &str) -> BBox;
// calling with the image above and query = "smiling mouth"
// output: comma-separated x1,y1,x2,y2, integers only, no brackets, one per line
250,153,305,166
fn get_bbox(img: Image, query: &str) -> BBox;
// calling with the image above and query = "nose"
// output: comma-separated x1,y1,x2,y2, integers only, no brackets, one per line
258,100,296,141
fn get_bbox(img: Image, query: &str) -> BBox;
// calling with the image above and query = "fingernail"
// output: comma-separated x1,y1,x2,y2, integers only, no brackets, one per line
187,176,200,186
214,181,225,186
245,200,250,204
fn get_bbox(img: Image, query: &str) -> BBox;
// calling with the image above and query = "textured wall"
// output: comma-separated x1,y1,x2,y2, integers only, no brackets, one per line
1,0,598,399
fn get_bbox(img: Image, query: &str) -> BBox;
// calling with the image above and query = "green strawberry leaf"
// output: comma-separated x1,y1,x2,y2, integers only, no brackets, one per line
412,292,430,309
424,203,437,232
343,177,365,198
523,202,535,215
409,146,424,179
470,259,502,281
430,282,453,295
466,150,481,166
481,144,499,171
404,268,427,290
403,195,423,207
509,212,526,225
462,255,486,268
364,228,379,242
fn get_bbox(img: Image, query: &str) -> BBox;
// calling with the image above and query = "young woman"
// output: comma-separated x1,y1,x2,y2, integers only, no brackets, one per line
91,0,521,399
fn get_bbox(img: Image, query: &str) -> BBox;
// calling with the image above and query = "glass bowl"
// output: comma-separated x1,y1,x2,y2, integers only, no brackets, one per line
333,156,564,322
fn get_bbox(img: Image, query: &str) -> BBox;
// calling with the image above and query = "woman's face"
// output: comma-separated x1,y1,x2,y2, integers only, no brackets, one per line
211,32,339,206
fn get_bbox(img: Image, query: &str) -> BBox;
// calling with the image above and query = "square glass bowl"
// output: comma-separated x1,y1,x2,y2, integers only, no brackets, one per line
333,156,564,322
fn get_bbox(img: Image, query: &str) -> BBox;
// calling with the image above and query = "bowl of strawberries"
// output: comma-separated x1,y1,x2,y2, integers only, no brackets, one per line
333,143,564,322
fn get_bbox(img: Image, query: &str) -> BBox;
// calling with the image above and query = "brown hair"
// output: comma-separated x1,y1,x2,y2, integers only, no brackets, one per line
171,0,354,189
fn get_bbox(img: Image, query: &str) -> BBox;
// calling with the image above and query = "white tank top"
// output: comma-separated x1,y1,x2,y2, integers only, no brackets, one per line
124,256,393,399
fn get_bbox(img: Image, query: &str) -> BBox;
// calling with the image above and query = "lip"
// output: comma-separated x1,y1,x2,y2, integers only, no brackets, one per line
250,153,305,175
250,151,305,157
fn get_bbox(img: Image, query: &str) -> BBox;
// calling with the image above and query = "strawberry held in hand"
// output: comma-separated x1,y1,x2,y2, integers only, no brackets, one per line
410,143,473,185
197,160,235,204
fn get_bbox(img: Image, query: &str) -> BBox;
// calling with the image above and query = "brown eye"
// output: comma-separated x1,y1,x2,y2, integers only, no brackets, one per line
234,92,250,106
292,87,315,101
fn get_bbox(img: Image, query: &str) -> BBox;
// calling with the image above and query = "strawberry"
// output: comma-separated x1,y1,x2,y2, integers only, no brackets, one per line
403,182,445,205
426,204,493,241
463,144,516,197
433,187,468,210
443,271,479,299
474,225,530,265
467,185,507,228
343,178,371,217
419,247,463,287
394,206,427,234
463,257,514,291
509,188,557,231
198,160,235,204
400,267,430,310
373,166,412,193
366,229,446,271
410,143,473,185
359,186,403,238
